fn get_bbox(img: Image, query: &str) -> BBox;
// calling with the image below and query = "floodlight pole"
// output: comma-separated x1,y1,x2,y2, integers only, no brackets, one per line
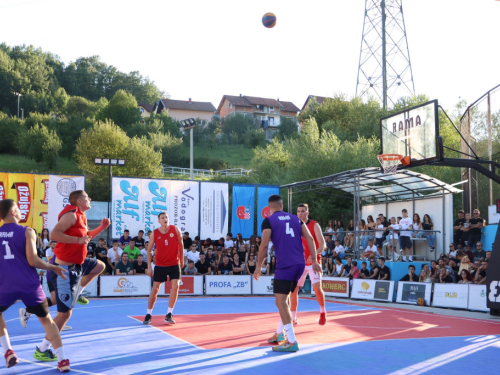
14,92,21,118
182,118,197,181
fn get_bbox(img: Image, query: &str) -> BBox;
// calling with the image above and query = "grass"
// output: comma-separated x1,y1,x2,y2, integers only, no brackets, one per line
187,144,255,169
0,154,83,175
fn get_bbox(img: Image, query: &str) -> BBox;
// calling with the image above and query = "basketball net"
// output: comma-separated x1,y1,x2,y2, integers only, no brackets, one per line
377,154,403,175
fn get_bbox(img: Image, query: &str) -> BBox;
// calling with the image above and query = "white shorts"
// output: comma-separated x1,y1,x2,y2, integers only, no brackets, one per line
298,265,321,287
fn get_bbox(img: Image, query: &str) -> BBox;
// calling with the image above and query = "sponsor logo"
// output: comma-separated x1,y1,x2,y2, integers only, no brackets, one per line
114,277,139,293
322,280,347,293
41,179,49,204
445,292,458,298
56,178,77,197
40,212,48,229
12,182,31,223
0,182,5,201
356,281,373,296
261,206,271,219
59,293,70,302
170,233,174,237
362,282,370,291
237,206,251,220
165,277,194,294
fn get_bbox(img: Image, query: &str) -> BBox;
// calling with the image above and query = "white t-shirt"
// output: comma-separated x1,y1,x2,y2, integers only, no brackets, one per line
365,245,378,253
399,217,413,237
388,224,400,240
140,248,148,259
325,227,334,233
187,251,200,263
375,224,384,239
107,247,122,264
334,245,345,255
449,250,458,258
45,248,54,259
224,240,234,248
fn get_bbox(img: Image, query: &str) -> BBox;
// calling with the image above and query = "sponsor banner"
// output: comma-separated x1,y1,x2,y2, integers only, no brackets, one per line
257,185,279,236
487,225,500,311
40,275,98,297
231,184,255,238
33,175,50,234
112,178,199,238
432,283,469,309
351,279,395,302
158,276,204,296
200,182,229,240
252,276,274,295
205,275,252,295
100,275,151,296
468,284,488,312
396,282,432,306
0,172,8,225
311,278,350,297
47,175,85,231
6,173,35,227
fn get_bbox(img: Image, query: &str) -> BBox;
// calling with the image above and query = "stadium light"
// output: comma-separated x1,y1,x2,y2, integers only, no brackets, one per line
13,92,22,119
181,118,196,180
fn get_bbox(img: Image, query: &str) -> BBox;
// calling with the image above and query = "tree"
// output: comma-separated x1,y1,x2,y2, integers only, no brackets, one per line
221,114,255,143
17,123,62,169
97,90,141,132
0,114,23,154
278,117,299,141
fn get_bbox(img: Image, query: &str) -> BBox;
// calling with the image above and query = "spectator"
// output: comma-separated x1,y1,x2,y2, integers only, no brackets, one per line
237,244,248,263
123,239,141,262
246,253,257,275
195,253,212,275
267,245,275,263
182,232,193,250
448,243,458,260
438,258,455,282
133,230,146,249
185,244,199,264
133,254,148,274
249,244,258,259
366,215,376,241
202,237,213,252
144,230,152,243
337,220,345,245
45,240,56,262
218,256,233,275
473,260,487,284
377,257,390,280
344,219,355,249
439,266,454,283
458,269,473,284
107,240,122,274
469,209,484,252
333,239,345,260
228,247,238,262
470,259,481,279
119,229,131,249
231,253,244,275
326,257,335,277
359,261,370,279
419,263,432,282
360,239,379,260
461,212,472,247
474,242,486,259
443,255,458,274
400,264,418,282
378,213,390,228
344,256,353,277
206,248,216,267
87,240,96,258
212,237,224,250
453,210,465,246
430,260,439,283
325,220,335,233
374,218,385,252
387,217,400,261
255,235,262,249
183,260,198,275
268,256,277,276
260,258,269,275
359,219,370,249
419,214,435,252
412,214,422,239
140,242,148,259
368,259,379,279
399,209,414,262
40,228,50,254
115,253,134,275
486,251,492,262
465,246,475,266
249,234,257,249
95,237,108,264
457,251,472,273
235,233,245,248
193,236,201,252
333,256,345,277
351,260,360,279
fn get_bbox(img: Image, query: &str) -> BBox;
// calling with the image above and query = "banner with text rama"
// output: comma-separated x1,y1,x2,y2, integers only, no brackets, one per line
257,185,279,236
200,182,229,240
231,184,255,238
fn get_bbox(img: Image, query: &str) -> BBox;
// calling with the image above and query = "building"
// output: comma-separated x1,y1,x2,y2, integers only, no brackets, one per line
301,95,333,112
138,103,154,122
152,98,216,125
216,94,300,138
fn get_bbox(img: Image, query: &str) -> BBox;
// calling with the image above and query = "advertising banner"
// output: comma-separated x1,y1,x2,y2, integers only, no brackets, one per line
205,275,252,295
6,173,35,227
200,182,229,240
311,278,350,298
112,178,199,239
0,172,8,225
351,279,394,302
468,284,488,312
33,174,50,234
100,275,151,296
47,175,85,231
231,184,255,238
252,276,275,295
158,276,204,296
396,282,432,306
432,283,469,309
257,185,279,236
487,225,500,312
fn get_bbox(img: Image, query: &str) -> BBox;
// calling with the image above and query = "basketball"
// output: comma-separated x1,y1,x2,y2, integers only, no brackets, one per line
417,298,425,306
262,12,276,28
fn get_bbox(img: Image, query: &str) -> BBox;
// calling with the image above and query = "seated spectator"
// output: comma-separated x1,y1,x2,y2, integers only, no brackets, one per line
443,255,458,274
361,239,379,260
337,220,345,245
419,263,432,282
267,245,275,263
333,257,345,277
87,241,96,258
202,237,213,252
474,242,486,259
183,260,198,275
224,233,234,249
231,253,244,275
133,230,146,249
228,248,238,263
246,253,257,275
419,214,435,252
260,258,269,276
359,219,370,249
140,243,148,259
377,257,390,280
144,230,152,243
438,258,455,282
411,213,422,239
255,235,262,248
325,220,335,233
123,240,141,262
95,237,108,264
439,266,454,283
368,259,379,279
486,251,492,262
448,243,458,260
115,253,134,275
332,239,345,259
133,254,148,274
470,259,481,279
344,219,355,249
344,256,353,277
195,253,212,275
45,240,56,263
457,251,471,273
107,240,122,274
458,269,473,284
268,256,277,276
359,261,370,279
193,236,201,251
350,260,359,279
326,257,335,277
464,246,475,266
237,244,248,263
186,244,200,263
182,232,193,250
473,260,488,284
119,229,131,249
249,243,258,255
218,256,233,275
400,264,418,282
206,248,216,267
430,260,439,283
212,237,224,249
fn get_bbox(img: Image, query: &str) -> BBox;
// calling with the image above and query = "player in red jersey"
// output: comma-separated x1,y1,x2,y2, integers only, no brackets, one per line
143,212,184,325
33,190,109,365
290,203,327,325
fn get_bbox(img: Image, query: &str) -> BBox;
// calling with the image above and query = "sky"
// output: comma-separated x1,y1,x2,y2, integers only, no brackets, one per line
1,0,499,113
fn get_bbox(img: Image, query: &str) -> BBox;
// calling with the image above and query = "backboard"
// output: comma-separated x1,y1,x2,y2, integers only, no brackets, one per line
380,99,439,167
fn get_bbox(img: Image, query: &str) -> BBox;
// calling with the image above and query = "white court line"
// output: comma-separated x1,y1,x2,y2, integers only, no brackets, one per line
326,322,451,330
17,358,104,375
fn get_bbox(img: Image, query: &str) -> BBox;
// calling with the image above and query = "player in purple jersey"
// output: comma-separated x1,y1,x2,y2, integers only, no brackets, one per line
254,195,321,352
0,199,70,372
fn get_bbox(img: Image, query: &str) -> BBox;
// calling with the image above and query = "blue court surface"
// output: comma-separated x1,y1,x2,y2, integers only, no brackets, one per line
2,296,500,374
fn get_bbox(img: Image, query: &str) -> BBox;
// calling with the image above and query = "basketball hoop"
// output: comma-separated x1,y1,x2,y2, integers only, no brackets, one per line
377,154,408,174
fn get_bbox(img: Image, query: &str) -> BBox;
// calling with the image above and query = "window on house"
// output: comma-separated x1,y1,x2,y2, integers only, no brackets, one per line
269,106,274,111
229,103,233,109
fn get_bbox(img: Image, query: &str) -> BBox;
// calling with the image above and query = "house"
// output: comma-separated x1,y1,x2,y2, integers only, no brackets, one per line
216,94,300,138
138,103,154,121
301,95,333,112
152,98,216,125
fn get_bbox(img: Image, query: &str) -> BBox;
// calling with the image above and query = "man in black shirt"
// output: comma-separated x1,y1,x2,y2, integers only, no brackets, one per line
182,232,193,250
377,257,390,280
439,267,453,283
133,254,148,274
87,241,96,258
218,257,233,275
359,261,370,278
453,210,465,246
95,237,108,270
212,237,225,249
469,209,484,252
474,242,486,259
473,260,487,284
344,256,352,277
133,230,146,249
194,236,201,252
400,264,418,282
195,253,212,275
368,259,379,279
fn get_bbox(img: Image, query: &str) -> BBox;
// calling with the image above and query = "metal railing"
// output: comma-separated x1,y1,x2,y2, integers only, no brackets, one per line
162,165,252,178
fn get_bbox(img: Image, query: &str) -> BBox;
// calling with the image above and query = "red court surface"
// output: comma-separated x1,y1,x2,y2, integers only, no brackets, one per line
132,308,500,350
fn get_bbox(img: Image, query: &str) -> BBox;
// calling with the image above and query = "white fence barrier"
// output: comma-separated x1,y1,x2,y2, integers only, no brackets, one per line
432,283,469,309
468,284,488,312
252,276,274,295
396,281,432,306
351,279,395,302
100,275,151,297
311,277,350,298
158,276,204,296
205,275,252,295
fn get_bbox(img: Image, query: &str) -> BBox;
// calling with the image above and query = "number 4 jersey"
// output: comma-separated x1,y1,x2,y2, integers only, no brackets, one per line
262,211,305,269
0,223,40,292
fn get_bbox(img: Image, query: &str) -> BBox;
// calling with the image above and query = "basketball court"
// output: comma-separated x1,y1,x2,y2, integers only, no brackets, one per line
2,296,500,374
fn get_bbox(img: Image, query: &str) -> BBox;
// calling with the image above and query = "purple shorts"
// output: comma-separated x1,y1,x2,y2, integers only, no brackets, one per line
0,284,46,308
275,263,305,282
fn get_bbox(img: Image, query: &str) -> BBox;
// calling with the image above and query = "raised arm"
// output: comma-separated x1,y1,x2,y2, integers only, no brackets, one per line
88,218,110,240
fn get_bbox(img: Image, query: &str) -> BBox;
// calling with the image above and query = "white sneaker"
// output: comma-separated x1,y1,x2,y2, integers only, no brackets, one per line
409,257,413,262
62,326,72,331
19,308,31,328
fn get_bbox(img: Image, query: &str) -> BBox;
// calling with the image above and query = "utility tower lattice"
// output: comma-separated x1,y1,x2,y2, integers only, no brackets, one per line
356,0,415,109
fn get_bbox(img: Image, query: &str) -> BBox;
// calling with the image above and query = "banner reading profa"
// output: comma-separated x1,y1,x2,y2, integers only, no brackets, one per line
47,175,85,231
231,184,255,238
257,185,279,236
111,177,199,238
200,182,229,240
